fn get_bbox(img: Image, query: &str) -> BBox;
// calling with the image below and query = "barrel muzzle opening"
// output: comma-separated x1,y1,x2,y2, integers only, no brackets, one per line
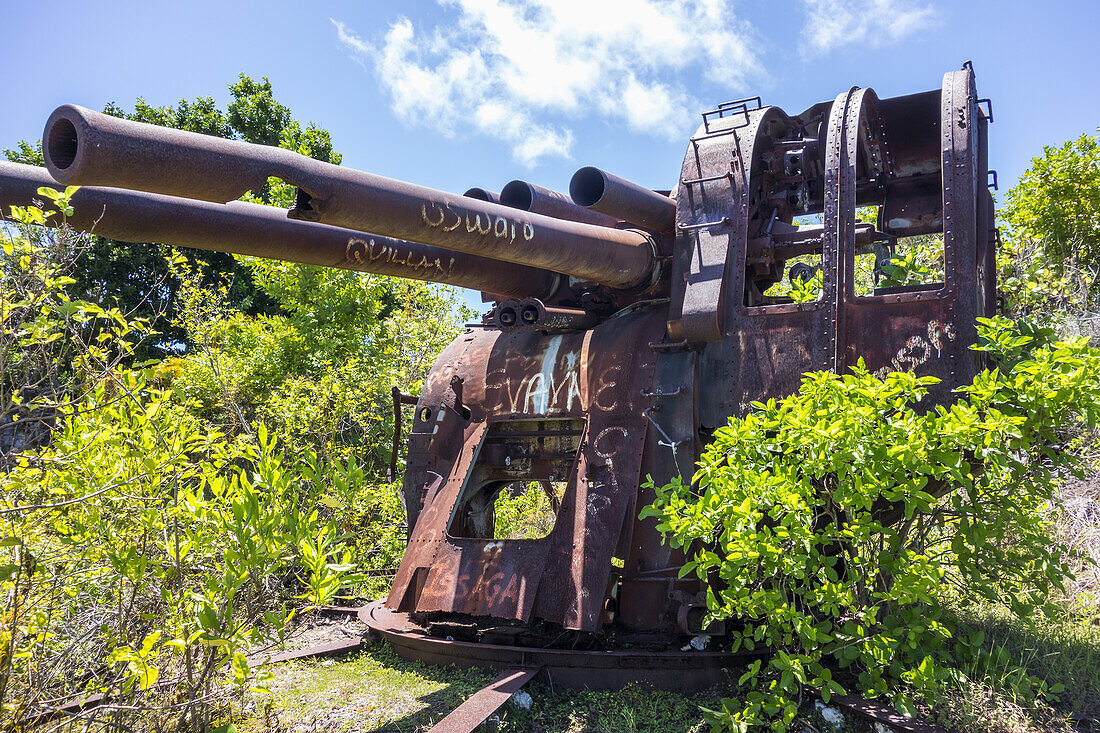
499,180,534,211
47,118,79,171
569,166,607,208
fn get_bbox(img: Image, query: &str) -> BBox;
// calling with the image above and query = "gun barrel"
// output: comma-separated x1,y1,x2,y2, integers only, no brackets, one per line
499,180,621,227
0,162,559,299
44,105,655,289
569,166,677,232
462,187,501,205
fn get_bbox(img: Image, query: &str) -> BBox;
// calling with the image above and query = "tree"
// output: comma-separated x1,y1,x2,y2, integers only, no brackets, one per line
1002,131,1100,276
3,75,341,359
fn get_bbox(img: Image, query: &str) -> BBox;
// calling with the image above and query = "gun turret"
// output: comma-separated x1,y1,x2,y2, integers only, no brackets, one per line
7,66,998,696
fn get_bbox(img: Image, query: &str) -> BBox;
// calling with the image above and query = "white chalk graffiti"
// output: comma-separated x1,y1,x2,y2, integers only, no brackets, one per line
487,350,582,415
872,320,957,379
484,346,624,416
345,237,455,276
591,366,621,412
422,200,534,243
592,426,628,497
466,212,492,235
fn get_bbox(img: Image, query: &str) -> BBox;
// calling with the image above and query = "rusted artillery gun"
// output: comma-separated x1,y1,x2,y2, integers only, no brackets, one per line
2,65,995,695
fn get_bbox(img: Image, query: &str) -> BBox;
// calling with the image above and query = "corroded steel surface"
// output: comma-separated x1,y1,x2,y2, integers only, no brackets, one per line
426,667,540,733
0,162,558,299
43,105,655,288
390,308,665,630
360,601,753,693
501,179,622,227
26,65,996,694
569,166,677,232
816,689,960,733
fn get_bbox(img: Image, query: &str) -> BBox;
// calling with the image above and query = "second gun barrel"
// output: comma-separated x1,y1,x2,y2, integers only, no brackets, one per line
44,105,656,289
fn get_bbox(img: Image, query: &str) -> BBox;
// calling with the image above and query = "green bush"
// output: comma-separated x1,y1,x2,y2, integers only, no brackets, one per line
300,453,407,599
997,130,1100,325
1002,131,1100,273
0,373,364,726
0,194,406,728
644,316,1100,731
167,250,469,471
2,189,154,464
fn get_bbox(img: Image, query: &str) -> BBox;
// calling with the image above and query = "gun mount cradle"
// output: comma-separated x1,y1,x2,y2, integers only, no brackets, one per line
1,65,996,696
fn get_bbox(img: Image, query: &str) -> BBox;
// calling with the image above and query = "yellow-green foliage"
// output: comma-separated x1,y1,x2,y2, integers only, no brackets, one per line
1003,131,1100,270
0,194,435,726
0,370,368,720
493,483,559,540
998,130,1100,322
168,253,469,472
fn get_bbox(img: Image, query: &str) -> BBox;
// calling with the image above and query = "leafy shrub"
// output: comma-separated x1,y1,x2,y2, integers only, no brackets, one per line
168,251,469,470
997,130,1100,336
876,237,941,289
1002,131,1100,274
2,189,153,465
0,375,362,728
301,454,407,599
493,483,560,540
644,316,1100,731
786,268,822,303
1,195,394,728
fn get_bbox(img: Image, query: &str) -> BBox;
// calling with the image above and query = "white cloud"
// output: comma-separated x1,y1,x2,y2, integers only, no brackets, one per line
332,1,762,166
799,0,938,55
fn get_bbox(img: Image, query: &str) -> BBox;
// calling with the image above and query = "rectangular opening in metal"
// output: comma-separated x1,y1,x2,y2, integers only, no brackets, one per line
446,417,585,540
855,206,945,298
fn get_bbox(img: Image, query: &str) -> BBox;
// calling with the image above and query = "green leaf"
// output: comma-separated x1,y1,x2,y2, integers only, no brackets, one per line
139,630,162,657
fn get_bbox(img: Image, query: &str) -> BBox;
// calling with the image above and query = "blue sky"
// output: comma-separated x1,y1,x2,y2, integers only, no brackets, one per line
2,0,1096,309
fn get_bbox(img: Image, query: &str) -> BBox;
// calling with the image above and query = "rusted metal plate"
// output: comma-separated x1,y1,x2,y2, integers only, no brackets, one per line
831,70,989,405
668,106,766,343
426,667,540,733
683,98,838,425
618,348,703,631
390,309,665,631
258,637,363,665
820,690,960,733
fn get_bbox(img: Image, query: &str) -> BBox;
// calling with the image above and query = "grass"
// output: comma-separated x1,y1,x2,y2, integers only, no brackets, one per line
935,599,1100,732
229,642,726,733
220,604,1100,733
